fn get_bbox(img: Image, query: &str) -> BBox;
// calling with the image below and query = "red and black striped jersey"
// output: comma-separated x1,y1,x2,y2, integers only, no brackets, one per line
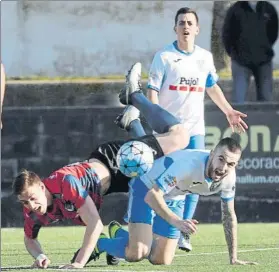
23,162,103,239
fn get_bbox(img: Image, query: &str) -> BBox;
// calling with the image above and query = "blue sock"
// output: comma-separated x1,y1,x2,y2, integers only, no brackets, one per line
131,93,180,134
114,227,129,239
183,194,199,219
98,235,129,259
129,119,146,138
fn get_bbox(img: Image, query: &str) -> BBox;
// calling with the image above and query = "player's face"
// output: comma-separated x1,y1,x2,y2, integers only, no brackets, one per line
18,183,48,215
174,13,199,43
207,146,241,182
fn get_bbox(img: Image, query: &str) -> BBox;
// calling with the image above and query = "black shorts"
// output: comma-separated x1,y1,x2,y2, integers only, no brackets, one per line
88,134,164,195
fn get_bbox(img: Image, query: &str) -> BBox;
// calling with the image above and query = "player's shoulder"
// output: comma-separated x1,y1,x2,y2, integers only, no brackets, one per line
154,42,177,57
222,170,236,185
43,170,65,194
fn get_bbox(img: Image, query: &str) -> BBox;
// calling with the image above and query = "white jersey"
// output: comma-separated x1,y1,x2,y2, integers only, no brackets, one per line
141,149,235,202
147,42,219,136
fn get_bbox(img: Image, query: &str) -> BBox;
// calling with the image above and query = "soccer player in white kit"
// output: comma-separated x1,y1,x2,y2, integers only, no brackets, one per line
91,137,257,266
147,7,248,251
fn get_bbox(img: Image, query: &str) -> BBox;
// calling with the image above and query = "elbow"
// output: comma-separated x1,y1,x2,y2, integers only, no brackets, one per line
144,187,163,208
24,234,34,242
144,188,158,207
24,235,36,248
144,191,153,206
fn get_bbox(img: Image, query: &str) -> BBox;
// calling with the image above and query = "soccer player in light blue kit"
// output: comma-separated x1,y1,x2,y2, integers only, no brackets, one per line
87,62,257,266
116,7,249,252
92,139,257,266
146,7,249,251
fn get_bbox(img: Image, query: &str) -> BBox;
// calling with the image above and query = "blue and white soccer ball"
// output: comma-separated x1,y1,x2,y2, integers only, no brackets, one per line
116,140,154,178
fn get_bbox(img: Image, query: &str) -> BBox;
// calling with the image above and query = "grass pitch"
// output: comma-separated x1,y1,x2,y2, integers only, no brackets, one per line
1,223,279,272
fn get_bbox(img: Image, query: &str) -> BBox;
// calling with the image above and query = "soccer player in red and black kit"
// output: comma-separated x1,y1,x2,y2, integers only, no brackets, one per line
13,63,190,269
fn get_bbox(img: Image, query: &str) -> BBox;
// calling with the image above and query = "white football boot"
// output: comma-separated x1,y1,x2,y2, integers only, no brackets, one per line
114,105,140,131
178,233,193,252
119,62,142,105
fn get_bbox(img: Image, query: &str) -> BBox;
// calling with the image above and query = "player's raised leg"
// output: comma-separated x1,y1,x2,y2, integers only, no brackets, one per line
119,63,180,134
115,105,146,138
120,62,189,155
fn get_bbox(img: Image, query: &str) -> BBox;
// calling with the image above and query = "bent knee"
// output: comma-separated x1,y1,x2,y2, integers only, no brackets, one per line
168,123,184,133
126,243,151,262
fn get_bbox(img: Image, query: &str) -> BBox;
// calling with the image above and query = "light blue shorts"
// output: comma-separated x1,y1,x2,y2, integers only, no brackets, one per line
127,178,184,239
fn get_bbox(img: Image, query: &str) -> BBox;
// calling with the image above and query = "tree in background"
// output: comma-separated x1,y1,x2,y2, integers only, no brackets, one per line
211,1,235,73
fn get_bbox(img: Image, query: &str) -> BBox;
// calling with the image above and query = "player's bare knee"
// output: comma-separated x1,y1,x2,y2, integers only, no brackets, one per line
126,243,150,262
168,123,184,133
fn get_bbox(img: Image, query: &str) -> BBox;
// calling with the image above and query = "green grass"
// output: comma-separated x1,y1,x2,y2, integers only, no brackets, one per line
1,223,279,271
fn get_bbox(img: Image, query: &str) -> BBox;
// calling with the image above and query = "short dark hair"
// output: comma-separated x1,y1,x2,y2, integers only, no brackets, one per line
215,137,242,153
12,169,41,196
174,7,199,26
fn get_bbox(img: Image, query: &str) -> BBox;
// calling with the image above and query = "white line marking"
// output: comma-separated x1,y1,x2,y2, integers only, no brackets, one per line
175,247,279,257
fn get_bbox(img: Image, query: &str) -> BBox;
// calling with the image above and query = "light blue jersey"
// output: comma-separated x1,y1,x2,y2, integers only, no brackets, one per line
140,149,235,202
127,149,236,239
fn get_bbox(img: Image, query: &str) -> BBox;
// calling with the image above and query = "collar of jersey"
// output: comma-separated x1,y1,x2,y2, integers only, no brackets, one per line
173,41,195,56
204,155,213,183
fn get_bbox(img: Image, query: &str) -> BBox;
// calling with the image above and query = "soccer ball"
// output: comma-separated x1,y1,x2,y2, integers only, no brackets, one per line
116,140,154,178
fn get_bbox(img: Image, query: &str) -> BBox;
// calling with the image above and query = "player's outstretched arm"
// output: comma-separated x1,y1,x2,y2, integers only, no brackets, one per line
221,199,258,265
206,84,248,133
24,235,50,268
144,185,198,235
60,196,104,269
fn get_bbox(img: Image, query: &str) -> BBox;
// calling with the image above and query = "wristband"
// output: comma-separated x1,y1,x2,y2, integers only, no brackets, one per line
36,254,47,261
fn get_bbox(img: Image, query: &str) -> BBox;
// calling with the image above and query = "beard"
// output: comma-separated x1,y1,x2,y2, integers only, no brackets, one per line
207,164,214,180
207,162,227,182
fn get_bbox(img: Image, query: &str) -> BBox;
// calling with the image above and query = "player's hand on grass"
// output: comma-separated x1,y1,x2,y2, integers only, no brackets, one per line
59,262,84,269
231,259,259,265
226,109,248,133
174,219,199,235
32,254,50,269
